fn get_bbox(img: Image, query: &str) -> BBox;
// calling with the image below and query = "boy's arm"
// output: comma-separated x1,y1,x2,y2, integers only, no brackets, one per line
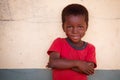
47,52,94,75
72,62,95,75
47,52,77,69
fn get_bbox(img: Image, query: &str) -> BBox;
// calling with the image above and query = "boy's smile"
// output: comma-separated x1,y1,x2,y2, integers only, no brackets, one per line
63,15,87,44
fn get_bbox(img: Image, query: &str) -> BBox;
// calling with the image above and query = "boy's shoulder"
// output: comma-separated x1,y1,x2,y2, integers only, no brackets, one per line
54,37,66,41
86,42,95,49
52,37,66,44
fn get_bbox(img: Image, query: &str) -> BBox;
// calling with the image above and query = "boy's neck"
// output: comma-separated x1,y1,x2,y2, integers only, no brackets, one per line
66,37,84,48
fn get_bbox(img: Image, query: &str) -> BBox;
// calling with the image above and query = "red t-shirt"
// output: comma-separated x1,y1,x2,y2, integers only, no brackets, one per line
47,38,97,80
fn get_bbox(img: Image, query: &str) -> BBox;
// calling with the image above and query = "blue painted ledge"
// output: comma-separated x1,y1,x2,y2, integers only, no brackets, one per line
0,69,120,80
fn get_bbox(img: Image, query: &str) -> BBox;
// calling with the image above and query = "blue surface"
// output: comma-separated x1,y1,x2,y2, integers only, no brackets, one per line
88,70,120,80
0,69,52,80
0,69,120,80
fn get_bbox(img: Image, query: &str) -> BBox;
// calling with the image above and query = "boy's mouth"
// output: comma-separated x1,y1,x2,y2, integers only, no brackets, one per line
71,35,80,40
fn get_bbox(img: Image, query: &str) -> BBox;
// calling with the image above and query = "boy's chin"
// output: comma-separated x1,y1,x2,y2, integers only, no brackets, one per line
71,39,81,44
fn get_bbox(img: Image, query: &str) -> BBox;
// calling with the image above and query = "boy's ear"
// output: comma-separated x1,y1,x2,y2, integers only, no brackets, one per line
62,24,65,32
86,25,88,31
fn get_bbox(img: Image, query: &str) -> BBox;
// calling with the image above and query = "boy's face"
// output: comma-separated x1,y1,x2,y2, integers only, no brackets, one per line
63,15,87,43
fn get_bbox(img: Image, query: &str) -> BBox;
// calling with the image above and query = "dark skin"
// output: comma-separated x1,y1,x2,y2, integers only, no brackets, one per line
47,15,95,75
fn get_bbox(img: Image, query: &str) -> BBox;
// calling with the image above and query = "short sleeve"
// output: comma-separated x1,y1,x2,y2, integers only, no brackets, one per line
85,44,97,68
47,38,62,55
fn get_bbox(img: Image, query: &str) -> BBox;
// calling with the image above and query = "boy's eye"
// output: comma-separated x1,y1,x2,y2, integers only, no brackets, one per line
67,26,73,28
78,26,84,29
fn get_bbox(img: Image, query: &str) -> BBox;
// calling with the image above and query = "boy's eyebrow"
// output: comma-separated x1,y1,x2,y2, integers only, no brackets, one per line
65,22,84,25
66,24,84,26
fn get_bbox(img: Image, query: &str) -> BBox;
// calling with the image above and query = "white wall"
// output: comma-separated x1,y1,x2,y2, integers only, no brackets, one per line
0,0,120,69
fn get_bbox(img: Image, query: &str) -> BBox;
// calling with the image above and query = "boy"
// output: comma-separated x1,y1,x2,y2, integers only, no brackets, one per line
47,4,97,80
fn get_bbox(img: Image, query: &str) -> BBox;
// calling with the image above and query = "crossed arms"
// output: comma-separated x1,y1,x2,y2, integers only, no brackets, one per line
47,52,95,75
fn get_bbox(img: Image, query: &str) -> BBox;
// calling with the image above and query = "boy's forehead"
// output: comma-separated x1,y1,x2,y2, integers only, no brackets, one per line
65,15,85,22
66,14,85,18
63,15,87,26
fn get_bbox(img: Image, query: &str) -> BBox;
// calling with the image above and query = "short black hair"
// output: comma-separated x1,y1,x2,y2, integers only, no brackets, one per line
62,4,89,26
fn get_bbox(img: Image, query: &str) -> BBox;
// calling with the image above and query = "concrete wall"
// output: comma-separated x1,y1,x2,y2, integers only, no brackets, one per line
0,0,120,70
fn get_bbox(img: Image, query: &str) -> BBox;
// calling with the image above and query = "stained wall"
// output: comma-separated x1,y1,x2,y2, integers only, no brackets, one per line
0,0,120,69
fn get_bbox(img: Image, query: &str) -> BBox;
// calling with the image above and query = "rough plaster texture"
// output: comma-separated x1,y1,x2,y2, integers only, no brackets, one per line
0,0,120,69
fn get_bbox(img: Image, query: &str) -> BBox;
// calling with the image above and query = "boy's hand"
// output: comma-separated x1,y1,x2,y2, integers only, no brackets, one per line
75,61,94,75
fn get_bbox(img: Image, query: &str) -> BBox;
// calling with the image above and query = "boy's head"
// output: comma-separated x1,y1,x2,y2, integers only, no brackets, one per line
61,4,89,43
62,4,89,27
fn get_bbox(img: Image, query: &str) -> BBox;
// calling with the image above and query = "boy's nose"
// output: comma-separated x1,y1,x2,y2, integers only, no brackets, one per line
72,27,78,33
